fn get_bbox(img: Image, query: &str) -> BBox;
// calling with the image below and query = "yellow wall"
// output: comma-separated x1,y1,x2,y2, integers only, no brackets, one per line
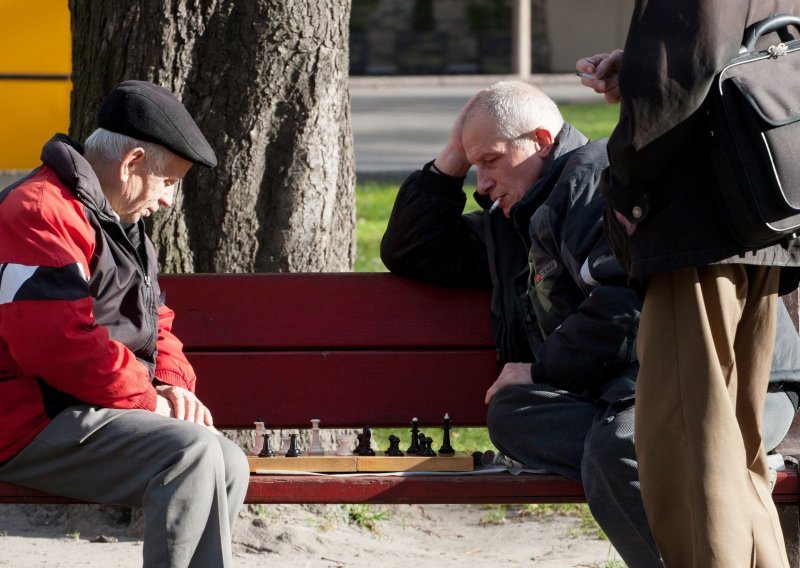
0,1,71,169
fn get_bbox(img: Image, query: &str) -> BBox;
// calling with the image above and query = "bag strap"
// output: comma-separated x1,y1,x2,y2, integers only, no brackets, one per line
743,13,800,52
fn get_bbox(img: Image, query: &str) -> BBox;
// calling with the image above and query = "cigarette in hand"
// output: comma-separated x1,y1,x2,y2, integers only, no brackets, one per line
489,198,501,214
576,71,595,80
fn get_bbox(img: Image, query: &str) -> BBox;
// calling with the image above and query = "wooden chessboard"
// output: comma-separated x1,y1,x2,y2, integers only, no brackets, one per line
248,453,474,473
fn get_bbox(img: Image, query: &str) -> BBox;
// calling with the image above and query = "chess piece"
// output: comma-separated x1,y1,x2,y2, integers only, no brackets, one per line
279,432,290,454
438,412,455,455
335,436,351,456
354,433,365,455
308,417,325,456
407,417,421,454
419,434,436,457
472,451,484,468
385,434,404,456
252,419,266,456
360,426,376,456
426,436,437,456
259,433,275,457
285,433,301,457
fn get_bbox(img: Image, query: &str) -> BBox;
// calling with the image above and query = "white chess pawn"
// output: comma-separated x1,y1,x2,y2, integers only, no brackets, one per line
279,432,290,454
308,417,325,455
335,436,351,456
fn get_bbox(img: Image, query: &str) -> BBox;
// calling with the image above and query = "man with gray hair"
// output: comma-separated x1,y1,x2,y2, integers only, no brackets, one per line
0,80,249,567
382,81,799,567
382,80,660,566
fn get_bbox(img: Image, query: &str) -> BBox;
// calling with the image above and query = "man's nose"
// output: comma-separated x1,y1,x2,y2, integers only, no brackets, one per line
159,184,176,208
476,170,493,195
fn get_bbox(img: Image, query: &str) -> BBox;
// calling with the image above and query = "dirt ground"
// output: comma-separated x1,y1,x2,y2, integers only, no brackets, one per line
0,502,626,567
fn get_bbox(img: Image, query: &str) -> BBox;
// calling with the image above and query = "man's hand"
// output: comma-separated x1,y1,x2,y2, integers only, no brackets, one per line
576,50,623,104
485,362,533,404
432,97,475,177
155,384,215,429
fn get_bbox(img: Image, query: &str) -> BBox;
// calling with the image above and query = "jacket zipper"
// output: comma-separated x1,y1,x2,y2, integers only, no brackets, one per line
88,204,159,357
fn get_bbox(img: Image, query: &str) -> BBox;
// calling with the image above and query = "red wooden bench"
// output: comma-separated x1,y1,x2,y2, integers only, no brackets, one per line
1,274,799,561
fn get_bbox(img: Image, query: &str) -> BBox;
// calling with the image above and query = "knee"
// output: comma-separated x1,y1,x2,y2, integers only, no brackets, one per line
582,412,637,483
486,386,522,447
219,436,250,488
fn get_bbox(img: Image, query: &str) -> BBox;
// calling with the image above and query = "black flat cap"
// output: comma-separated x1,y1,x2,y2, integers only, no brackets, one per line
98,80,217,168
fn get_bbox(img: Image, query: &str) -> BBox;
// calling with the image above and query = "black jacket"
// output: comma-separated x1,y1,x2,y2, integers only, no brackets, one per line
381,125,639,402
602,0,800,289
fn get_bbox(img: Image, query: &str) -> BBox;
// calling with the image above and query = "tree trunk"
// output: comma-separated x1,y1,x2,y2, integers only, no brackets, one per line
69,0,355,273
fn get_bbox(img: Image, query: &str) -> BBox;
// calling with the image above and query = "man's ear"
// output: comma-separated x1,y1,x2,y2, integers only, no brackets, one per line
532,128,555,158
118,147,146,183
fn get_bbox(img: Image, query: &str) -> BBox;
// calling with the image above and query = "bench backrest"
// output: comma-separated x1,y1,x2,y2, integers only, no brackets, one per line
161,274,496,429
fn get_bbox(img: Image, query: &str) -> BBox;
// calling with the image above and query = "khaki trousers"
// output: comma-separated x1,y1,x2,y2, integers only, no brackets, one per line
636,265,788,568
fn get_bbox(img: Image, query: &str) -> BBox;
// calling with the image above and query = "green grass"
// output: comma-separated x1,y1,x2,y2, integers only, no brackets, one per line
560,103,620,141
344,504,391,533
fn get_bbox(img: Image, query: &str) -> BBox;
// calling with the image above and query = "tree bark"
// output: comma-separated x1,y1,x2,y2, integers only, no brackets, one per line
69,0,355,273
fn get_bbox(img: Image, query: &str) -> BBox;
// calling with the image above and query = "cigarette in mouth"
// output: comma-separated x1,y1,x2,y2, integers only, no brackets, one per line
489,198,501,214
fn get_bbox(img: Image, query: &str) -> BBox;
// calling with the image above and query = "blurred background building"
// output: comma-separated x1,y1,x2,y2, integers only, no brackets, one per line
350,0,634,75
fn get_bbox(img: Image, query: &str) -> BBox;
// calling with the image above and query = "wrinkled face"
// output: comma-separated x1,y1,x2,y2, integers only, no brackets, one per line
107,149,193,224
462,111,548,218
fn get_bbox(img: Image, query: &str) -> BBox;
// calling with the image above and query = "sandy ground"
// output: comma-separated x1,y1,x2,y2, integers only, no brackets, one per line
0,502,625,567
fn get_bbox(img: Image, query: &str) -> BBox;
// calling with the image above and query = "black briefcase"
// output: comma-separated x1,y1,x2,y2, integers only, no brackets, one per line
706,14,800,248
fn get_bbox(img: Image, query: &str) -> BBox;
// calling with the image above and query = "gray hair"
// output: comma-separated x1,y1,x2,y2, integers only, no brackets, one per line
84,128,171,172
467,80,564,146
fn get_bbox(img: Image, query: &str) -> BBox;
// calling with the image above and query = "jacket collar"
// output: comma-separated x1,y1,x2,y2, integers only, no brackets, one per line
40,134,119,220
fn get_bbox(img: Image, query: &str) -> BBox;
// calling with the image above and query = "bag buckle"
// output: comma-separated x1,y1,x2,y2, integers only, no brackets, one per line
768,43,789,58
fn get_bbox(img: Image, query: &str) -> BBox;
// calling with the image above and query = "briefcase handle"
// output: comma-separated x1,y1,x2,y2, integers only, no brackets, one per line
743,13,800,52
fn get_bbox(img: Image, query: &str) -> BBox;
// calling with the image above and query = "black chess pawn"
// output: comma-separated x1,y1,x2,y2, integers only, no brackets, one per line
285,433,301,457
361,426,376,456
354,433,365,455
421,435,437,457
259,432,275,457
472,451,483,468
385,434,404,456
407,417,421,454
438,413,455,455
417,432,435,457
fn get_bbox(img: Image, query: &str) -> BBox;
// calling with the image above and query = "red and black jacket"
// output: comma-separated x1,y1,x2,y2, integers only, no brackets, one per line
0,134,195,463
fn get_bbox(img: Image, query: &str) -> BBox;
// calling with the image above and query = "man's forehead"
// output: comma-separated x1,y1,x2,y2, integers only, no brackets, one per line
462,112,505,162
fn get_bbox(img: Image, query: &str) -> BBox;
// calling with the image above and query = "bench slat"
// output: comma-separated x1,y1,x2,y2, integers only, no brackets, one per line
161,274,494,350
190,350,497,428
3,470,798,505
244,473,586,504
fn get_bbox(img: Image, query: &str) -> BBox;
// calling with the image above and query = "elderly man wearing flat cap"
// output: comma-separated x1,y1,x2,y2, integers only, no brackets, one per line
0,80,248,567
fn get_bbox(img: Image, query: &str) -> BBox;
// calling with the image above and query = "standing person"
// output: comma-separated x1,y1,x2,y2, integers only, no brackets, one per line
381,80,662,567
0,80,249,568
578,2,800,566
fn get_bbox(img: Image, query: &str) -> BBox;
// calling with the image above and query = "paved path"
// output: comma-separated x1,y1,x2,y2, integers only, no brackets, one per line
350,74,602,175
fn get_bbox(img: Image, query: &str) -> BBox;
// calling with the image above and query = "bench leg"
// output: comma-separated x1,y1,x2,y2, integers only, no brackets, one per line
778,503,800,567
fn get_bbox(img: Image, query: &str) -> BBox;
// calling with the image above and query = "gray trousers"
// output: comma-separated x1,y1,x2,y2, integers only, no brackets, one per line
0,406,250,568
487,384,796,568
